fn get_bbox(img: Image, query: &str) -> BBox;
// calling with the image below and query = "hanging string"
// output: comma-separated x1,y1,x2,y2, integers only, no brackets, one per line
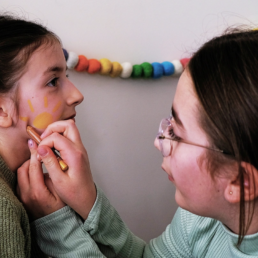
63,48,190,79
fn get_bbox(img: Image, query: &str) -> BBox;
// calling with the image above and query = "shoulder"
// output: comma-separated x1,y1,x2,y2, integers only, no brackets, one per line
170,208,222,255
0,177,29,225
0,176,22,209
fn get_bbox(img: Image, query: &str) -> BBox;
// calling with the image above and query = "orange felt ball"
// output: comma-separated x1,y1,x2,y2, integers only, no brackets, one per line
87,59,101,74
74,55,89,71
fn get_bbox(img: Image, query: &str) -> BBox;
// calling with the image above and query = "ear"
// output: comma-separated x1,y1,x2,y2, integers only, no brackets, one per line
0,98,13,128
225,162,258,204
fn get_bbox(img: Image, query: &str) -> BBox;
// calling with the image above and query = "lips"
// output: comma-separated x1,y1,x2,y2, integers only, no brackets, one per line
161,165,174,182
64,114,76,120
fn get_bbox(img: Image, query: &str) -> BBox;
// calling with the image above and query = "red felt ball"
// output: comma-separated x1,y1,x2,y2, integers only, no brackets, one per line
180,58,190,68
74,55,89,71
87,59,101,74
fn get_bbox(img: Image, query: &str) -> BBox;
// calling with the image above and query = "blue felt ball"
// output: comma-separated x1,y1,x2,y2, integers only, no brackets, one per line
152,62,163,79
63,48,69,61
162,61,175,76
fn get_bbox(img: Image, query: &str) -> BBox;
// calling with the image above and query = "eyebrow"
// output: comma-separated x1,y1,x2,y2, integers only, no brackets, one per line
171,106,185,129
43,65,67,75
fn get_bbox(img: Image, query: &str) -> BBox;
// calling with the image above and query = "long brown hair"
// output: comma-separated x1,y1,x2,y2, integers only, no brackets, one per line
0,14,60,95
188,28,258,245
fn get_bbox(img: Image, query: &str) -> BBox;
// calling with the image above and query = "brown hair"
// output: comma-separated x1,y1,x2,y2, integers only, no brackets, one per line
188,28,258,245
0,14,60,96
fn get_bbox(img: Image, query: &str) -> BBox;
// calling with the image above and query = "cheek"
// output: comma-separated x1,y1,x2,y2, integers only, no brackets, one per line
171,147,205,194
19,95,64,130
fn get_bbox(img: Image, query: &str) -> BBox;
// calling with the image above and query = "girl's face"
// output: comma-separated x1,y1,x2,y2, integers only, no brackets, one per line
155,71,228,218
16,41,84,134
2,41,84,171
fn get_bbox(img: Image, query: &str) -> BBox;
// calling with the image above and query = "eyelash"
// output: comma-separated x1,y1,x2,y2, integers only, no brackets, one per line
169,127,181,141
47,77,59,87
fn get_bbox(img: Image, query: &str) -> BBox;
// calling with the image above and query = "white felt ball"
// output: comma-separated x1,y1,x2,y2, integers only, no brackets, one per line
67,52,79,69
120,62,133,78
171,60,183,76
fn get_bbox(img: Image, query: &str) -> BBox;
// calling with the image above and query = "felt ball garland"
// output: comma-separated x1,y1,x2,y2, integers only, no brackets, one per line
63,48,190,79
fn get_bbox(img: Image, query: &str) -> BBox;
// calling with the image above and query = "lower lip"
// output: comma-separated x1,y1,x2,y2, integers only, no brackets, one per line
168,175,174,182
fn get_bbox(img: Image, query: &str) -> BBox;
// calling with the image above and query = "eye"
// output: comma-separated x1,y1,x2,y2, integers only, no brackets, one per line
47,77,59,87
66,74,69,78
169,127,181,141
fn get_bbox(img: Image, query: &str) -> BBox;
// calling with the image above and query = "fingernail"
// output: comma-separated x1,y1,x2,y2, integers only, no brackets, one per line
37,146,48,157
28,139,34,148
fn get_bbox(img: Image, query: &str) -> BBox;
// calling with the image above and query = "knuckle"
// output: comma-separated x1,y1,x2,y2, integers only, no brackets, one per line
44,156,56,168
29,162,38,172
17,167,24,174
67,119,75,126
52,132,60,138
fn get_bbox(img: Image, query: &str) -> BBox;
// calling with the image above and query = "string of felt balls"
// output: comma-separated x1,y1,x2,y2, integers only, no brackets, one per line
63,48,190,79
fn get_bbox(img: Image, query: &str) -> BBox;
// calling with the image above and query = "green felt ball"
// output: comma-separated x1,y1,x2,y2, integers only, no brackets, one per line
141,62,153,78
131,65,143,78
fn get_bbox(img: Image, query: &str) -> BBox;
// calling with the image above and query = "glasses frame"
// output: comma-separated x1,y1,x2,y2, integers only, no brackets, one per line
157,116,232,157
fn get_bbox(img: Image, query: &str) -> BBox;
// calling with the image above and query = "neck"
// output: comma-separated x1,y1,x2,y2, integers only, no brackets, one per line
220,200,258,236
0,127,30,172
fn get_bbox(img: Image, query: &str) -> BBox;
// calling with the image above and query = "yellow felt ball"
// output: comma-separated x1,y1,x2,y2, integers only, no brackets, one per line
99,58,112,75
110,62,122,77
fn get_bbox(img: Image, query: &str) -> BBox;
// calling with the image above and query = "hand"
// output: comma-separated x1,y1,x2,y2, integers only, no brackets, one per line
37,119,96,220
17,139,66,221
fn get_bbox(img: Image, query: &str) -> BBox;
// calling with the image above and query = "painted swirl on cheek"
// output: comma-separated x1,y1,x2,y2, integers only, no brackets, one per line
20,96,62,129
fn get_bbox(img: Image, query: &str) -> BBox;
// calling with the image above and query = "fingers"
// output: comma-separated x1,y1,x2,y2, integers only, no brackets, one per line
44,174,62,201
17,159,30,190
41,119,81,144
27,139,45,191
37,145,65,183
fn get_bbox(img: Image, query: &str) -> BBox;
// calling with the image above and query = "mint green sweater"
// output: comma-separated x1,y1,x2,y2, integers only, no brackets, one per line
31,186,258,257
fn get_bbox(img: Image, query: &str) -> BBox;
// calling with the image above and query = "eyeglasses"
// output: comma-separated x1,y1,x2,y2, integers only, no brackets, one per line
157,116,231,157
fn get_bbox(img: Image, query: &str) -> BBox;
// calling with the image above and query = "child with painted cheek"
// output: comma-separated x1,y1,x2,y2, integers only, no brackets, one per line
18,28,258,257
0,14,85,257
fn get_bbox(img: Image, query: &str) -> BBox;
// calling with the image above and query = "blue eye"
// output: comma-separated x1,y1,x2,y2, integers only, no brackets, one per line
47,77,58,87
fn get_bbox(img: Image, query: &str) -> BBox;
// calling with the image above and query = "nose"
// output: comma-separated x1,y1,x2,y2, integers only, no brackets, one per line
66,81,84,106
154,137,160,150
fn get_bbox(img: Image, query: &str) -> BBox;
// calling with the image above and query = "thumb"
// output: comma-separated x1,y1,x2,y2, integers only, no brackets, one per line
37,145,63,180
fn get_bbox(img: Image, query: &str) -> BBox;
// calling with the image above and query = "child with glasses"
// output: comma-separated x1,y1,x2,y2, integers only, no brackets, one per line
19,28,258,257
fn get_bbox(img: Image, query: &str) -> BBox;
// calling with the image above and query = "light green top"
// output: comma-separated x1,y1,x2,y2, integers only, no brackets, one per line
31,186,258,257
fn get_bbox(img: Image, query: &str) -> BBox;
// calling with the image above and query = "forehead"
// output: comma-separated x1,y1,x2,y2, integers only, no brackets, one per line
25,42,66,72
173,71,198,115
172,70,203,136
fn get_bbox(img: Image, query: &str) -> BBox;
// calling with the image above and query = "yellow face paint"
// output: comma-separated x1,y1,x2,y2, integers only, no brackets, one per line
20,96,62,129
20,117,29,122
28,100,34,112
33,112,54,129
52,101,61,112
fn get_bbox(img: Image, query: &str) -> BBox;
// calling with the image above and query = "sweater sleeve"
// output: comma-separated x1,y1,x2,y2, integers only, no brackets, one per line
0,198,28,258
31,186,194,258
143,208,193,257
31,185,145,257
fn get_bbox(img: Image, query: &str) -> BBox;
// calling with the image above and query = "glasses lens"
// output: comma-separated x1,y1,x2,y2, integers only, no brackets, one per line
158,118,172,157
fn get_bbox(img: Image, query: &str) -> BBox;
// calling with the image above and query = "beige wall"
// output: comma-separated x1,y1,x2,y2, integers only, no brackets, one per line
1,0,258,241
